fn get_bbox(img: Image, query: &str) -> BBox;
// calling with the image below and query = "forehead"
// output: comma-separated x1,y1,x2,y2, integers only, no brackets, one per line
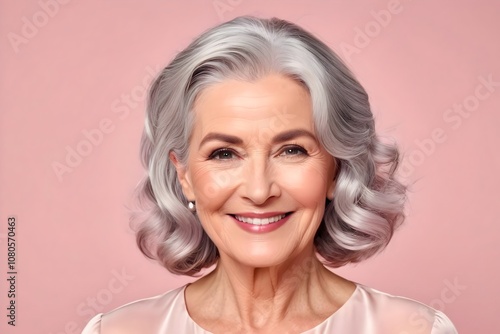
192,74,314,129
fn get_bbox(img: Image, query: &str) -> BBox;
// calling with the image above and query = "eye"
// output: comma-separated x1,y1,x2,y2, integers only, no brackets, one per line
208,148,237,160
279,145,308,157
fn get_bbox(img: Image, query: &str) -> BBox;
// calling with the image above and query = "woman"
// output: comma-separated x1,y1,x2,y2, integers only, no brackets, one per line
83,16,457,333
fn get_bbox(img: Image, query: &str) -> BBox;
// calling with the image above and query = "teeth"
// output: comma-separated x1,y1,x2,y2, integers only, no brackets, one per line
234,214,286,225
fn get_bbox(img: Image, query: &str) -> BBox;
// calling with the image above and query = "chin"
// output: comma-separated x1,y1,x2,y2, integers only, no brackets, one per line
229,244,299,269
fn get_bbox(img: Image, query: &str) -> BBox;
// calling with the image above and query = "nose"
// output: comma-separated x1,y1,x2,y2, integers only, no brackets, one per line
239,155,281,205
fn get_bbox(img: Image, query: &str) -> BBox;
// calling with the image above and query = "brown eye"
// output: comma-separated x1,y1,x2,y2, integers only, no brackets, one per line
280,145,308,157
209,149,236,160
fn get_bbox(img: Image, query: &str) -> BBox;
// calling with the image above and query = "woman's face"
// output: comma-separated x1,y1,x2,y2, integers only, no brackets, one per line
171,74,336,268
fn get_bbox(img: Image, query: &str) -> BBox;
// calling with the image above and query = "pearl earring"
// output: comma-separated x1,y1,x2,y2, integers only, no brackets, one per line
187,201,196,212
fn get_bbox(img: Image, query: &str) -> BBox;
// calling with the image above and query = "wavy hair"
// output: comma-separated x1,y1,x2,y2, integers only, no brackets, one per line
131,16,407,276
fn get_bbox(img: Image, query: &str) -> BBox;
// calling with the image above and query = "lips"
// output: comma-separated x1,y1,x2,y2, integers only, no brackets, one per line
230,212,292,226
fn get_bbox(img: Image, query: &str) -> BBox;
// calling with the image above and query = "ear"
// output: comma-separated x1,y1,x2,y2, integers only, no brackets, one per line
169,151,195,200
327,178,336,200
326,159,338,200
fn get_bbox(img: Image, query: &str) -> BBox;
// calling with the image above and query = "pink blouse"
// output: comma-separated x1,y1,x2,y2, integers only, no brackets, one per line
81,283,457,333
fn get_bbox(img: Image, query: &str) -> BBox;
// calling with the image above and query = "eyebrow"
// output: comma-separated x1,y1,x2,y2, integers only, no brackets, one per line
198,129,317,149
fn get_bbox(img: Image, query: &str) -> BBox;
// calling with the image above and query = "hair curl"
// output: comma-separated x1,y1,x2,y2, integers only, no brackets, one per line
131,16,407,276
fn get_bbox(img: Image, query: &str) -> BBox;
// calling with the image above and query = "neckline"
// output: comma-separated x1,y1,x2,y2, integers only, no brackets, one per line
181,282,361,333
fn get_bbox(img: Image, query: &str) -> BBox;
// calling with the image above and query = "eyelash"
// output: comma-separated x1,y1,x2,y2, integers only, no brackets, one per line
208,148,235,160
208,144,309,161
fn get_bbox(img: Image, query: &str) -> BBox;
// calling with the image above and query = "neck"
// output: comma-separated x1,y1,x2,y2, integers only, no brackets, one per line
213,246,324,300
187,246,354,331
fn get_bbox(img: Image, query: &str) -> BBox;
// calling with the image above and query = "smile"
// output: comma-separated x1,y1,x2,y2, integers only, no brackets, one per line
230,212,293,225
229,212,293,233
233,214,286,225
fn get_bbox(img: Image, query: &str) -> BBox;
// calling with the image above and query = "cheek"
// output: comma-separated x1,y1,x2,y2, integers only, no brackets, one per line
277,161,331,205
190,166,240,208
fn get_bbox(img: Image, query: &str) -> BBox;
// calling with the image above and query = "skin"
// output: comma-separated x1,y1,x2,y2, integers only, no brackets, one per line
170,74,356,333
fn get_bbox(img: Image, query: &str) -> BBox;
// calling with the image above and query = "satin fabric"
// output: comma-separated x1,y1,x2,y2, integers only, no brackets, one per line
81,283,457,333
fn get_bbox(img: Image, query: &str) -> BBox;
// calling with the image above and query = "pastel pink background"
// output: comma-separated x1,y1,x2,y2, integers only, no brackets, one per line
1,1,498,333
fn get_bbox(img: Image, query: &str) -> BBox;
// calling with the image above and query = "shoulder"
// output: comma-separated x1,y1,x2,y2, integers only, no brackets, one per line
82,284,191,334
353,284,458,334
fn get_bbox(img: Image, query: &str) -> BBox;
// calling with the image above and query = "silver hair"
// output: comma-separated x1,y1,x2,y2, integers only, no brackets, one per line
131,16,407,276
